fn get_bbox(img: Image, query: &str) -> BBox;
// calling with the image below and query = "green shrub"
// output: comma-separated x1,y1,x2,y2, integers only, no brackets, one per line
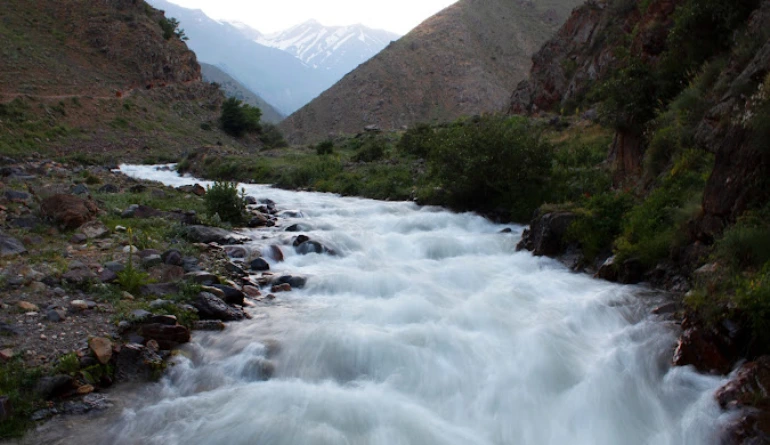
397,123,434,158
260,123,289,149
714,207,770,270
219,98,262,138
204,181,247,224
735,263,770,347
352,137,388,162
159,17,187,40
316,140,335,156
423,115,554,221
567,192,634,261
0,357,43,438
200,122,213,131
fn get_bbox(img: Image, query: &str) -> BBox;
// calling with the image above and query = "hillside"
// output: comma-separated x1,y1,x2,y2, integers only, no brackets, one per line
0,0,232,162
279,0,584,144
147,0,333,115
257,20,400,80
200,63,285,124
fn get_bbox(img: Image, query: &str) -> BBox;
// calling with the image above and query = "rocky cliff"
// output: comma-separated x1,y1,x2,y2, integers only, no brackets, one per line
280,0,584,144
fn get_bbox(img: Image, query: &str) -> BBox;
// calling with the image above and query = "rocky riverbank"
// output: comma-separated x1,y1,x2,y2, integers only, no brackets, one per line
0,159,332,438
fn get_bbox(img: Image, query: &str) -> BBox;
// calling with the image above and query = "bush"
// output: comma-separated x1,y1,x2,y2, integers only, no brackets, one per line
567,192,634,261
220,98,262,138
316,140,334,155
397,123,434,158
424,115,554,221
204,181,247,224
714,207,770,270
260,123,288,149
352,136,388,162
159,17,187,41
735,264,770,347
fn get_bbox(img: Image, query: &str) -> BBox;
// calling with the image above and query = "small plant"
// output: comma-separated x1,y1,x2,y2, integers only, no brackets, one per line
204,181,247,224
56,353,80,375
117,228,150,294
159,17,188,41
219,98,262,137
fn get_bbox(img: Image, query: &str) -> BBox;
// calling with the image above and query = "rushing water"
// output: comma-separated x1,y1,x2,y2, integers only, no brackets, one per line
54,165,733,444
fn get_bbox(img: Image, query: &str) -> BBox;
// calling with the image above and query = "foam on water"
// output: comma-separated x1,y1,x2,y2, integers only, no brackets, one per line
85,165,732,445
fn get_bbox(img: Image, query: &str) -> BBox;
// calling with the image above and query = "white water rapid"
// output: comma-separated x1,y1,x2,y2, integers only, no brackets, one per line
79,165,733,444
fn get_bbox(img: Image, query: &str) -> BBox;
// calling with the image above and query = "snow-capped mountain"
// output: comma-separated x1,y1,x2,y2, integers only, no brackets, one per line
256,20,401,79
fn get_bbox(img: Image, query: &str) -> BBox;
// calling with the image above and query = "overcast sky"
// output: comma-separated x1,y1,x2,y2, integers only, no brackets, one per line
163,0,458,35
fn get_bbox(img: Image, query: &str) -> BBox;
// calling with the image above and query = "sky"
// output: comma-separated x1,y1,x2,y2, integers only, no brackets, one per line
163,0,458,35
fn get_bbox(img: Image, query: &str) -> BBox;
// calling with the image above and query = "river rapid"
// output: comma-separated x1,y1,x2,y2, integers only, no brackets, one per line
50,165,734,444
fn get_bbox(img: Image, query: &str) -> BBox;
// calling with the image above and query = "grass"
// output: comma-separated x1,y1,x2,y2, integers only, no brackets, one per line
0,357,44,439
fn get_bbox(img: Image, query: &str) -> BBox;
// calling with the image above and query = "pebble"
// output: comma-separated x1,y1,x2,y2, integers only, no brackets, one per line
70,300,89,310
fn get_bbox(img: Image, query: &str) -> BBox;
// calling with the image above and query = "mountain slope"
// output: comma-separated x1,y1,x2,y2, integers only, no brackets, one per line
148,0,333,115
200,63,284,124
280,0,584,143
257,20,400,80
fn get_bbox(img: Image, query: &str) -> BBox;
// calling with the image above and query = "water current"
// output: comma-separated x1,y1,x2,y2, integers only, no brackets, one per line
47,165,734,444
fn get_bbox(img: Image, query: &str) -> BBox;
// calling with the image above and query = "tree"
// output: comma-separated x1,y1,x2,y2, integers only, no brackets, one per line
219,98,262,137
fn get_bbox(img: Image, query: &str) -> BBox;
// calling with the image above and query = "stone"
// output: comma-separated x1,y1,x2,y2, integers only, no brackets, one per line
224,246,250,259
138,324,191,350
192,292,244,322
244,196,258,205
62,266,96,286
40,194,98,230
149,264,185,283
225,262,248,277
274,275,308,289
140,254,163,268
80,221,110,239
89,337,113,364
0,233,26,257
271,283,292,293
673,326,733,375
98,268,119,284
9,216,41,230
131,309,153,321
149,299,174,309
70,300,89,310
185,271,219,286
210,284,245,306
71,184,89,195
248,214,269,228
17,301,39,311
268,245,284,262
0,349,13,361
115,343,163,382
5,190,31,202
36,374,73,398
129,184,146,193
104,261,125,273
46,308,67,322
70,233,88,244
76,385,95,395
185,226,247,245
200,285,226,299
250,258,270,271
516,211,577,257
149,314,177,325
292,235,310,247
98,184,119,193
192,320,226,331
243,285,261,298
277,210,303,218
161,249,183,266
182,257,201,272
296,240,333,255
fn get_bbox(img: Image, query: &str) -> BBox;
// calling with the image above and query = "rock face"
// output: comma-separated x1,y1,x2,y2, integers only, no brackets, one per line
280,0,583,143
138,324,191,350
192,292,244,321
516,211,577,257
40,194,99,230
715,356,770,444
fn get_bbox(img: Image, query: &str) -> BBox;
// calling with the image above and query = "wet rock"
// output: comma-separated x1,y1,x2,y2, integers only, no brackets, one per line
716,356,770,444
296,240,329,255
178,184,206,196
268,245,284,262
0,233,26,257
138,324,190,350
138,283,180,298
516,211,577,257
185,225,247,245
210,284,245,306
673,326,734,375
89,337,113,364
271,283,292,293
193,320,226,331
243,285,261,298
224,245,250,259
292,235,310,247
40,194,98,230
185,271,219,286
595,256,646,284
161,249,183,266
275,275,308,289
244,196,258,205
250,258,270,271
248,214,269,228
193,292,244,322
285,223,311,232
98,184,119,193
115,343,163,382
36,374,73,399
225,262,248,277
277,210,303,218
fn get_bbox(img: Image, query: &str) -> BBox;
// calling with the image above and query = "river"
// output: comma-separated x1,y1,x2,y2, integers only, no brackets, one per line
36,164,733,444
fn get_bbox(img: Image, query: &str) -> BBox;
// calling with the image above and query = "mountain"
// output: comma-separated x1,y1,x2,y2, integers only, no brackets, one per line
279,0,585,143
256,20,400,80
200,63,284,124
147,0,333,115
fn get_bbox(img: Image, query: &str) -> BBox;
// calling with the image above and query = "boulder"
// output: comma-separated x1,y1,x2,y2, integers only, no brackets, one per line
0,233,26,257
98,184,119,194
98,268,119,284
285,223,311,232
715,356,770,444
274,275,308,289
210,284,245,306
40,194,98,230
79,221,110,239
185,226,247,244
185,271,219,286
516,211,577,257
267,245,284,262
250,258,270,271
161,249,183,266
138,283,180,298
673,325,735,375
192,320,226,331
138,324,191,350
115,343,163,382
271,283,292,293
71,184,89,195
192,292,244,322
62,266,97,286
248,214,269,228
296,240,330,255
36,374,73,399
89,337,113,365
